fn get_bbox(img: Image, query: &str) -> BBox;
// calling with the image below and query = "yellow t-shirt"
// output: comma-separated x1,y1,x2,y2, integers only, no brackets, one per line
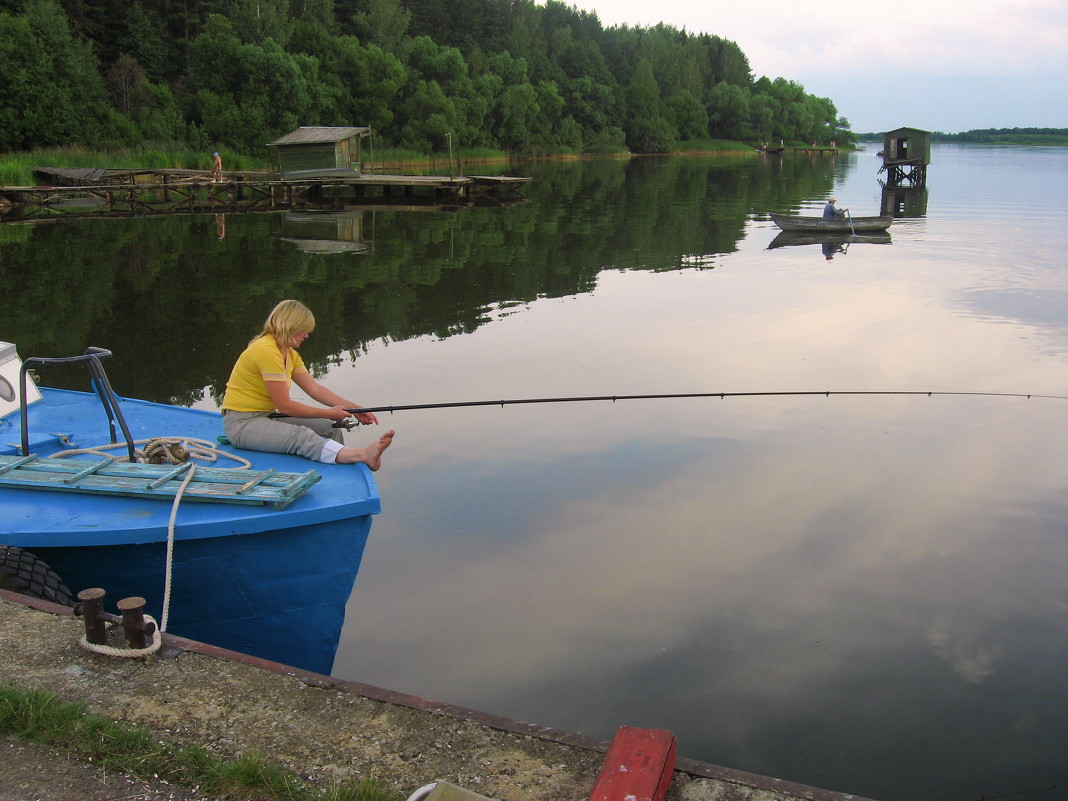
222,334,308,413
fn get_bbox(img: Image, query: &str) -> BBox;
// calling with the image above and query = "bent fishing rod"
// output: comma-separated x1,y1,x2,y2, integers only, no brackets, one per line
277,389,1068,427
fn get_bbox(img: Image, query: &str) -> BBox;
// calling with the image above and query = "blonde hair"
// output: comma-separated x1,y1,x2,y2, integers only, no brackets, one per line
257,299,315,346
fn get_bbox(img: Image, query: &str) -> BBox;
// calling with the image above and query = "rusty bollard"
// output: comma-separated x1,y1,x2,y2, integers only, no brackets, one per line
76,588,108,645
116,596,156,649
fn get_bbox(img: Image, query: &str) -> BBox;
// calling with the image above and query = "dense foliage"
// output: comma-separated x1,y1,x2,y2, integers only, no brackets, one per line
0,0,853,156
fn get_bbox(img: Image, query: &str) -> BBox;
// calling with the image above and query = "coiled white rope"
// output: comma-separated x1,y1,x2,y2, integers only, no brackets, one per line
79,614,162,657
48,435,252,469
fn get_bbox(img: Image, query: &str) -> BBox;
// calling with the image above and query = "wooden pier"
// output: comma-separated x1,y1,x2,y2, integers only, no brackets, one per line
0,167,531,217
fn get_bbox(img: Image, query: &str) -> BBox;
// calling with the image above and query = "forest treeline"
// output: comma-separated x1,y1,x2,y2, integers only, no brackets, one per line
856,128,1068,145
933,128,1068,145
0,0,854,157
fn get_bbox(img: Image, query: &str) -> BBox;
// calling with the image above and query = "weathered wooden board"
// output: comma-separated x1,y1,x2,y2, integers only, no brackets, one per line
0,454,320,508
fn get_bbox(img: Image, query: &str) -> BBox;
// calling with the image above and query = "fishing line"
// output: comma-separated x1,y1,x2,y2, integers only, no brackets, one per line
316,389,1068,424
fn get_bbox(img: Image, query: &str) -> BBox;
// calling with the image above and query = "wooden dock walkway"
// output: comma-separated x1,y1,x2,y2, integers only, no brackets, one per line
0,168,531,215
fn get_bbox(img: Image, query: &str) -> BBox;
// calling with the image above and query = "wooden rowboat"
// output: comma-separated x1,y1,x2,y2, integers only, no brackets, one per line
771,213,893,232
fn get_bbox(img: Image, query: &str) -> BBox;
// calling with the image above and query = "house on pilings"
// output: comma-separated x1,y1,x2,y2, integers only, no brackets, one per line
881,127,931,186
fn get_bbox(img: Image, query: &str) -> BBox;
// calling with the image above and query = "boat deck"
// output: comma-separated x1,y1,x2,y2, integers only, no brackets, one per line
0,388,380,547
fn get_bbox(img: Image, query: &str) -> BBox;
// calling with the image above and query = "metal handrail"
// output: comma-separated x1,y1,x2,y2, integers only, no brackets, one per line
18,347,136,461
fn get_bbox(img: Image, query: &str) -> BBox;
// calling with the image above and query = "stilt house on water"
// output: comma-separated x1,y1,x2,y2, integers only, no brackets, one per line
268,126,372,180
881,126,931,185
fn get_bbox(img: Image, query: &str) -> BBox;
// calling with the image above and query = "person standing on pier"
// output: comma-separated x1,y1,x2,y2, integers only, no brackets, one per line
211,151,223,182
221,300,394,470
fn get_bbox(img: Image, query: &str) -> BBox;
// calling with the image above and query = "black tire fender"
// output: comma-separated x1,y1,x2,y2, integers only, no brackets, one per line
0,546,75,607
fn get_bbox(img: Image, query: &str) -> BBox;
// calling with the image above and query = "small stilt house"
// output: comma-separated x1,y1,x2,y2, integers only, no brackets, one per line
268,126,372,180
881,127,931,185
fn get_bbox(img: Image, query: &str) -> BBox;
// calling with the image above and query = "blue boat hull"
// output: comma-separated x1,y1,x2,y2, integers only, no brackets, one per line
1,379,382,674
33,514,371,675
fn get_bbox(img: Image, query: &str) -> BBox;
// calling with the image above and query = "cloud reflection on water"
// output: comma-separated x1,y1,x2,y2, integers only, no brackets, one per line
328,148,1068,800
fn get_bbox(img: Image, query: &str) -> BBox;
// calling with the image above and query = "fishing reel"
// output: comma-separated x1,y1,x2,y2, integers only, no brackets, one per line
332,416,361,430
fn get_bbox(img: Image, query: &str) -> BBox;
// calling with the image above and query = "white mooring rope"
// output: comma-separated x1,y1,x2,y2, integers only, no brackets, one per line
80,614,163,658
49,435,253,469
68,435,243,656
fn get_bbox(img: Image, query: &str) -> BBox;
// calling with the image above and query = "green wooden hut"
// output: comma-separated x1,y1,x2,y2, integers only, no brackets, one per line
881,127,931,185
268,126,372,180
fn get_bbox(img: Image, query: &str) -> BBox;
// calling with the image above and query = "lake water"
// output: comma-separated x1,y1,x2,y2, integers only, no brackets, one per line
3,145,1067,801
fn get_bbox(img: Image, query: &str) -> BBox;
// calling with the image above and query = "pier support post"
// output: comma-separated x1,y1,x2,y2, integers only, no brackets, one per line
76,588,107,645
116,596,154,649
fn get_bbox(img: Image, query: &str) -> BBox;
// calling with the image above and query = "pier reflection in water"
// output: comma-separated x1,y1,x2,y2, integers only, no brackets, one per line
3,145,1067,801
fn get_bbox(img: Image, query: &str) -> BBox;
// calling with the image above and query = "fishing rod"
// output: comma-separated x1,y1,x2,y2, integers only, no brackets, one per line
309,389,1068,426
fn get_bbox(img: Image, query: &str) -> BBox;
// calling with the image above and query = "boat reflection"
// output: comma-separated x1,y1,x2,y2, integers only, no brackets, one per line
35,518,370,675
768,230,892,259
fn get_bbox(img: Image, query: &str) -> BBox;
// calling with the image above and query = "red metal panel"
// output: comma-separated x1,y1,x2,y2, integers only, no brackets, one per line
588,726,676,801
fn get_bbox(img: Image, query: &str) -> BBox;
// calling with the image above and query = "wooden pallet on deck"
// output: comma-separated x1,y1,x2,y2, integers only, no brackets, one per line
0,454,320,508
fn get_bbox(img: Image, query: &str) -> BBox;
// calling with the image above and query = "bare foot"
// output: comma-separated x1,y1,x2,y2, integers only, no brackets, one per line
337,430,394,471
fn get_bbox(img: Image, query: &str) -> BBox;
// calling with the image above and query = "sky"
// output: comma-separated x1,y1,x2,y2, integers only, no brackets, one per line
570,0,1068,134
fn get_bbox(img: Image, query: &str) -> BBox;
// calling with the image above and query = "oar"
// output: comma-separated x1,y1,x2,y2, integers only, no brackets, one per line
846,209,856,235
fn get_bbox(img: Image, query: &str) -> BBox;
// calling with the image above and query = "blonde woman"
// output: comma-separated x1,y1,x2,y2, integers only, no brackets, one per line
221,300,393,470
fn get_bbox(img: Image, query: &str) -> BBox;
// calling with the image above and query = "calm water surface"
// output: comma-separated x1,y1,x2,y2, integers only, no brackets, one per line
2,145,1066,801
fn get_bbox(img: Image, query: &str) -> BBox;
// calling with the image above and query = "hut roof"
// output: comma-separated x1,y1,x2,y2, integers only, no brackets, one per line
268,127,371,146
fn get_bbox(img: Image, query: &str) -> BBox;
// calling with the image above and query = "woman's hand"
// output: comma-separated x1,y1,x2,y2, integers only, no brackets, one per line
349,407,380,425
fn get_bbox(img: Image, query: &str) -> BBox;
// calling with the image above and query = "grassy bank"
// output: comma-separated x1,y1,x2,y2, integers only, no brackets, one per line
0,682,402,801
0,145,267,187
0,144,512,185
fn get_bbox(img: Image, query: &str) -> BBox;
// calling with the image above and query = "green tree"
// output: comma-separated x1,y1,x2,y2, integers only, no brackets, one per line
396,79,457,151
625,58,674,153
115,1,173,83
350,0,410,50
494,83,539,151
665,89,708,140
335,40,407,133
0,0,113,150
707,81,751,140
185,14,244,96
748,92,777,143
0,11,62,150
218,0,291,44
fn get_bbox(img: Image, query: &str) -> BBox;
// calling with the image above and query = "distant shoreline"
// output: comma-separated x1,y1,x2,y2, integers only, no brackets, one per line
854,127,1068,146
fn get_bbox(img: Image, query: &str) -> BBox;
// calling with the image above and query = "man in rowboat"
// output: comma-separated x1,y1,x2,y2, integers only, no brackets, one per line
221,300,394,470
823,197,849,220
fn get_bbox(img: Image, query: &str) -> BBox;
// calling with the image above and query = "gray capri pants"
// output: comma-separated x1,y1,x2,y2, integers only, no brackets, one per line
222,410,342,462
